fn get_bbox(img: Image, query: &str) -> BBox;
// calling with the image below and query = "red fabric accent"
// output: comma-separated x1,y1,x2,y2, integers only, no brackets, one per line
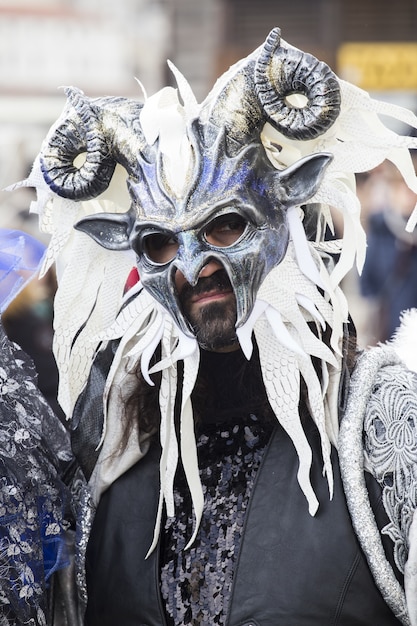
124,267,139,294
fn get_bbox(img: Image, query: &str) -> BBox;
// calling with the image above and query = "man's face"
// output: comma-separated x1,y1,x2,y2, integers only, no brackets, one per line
175,260,238,352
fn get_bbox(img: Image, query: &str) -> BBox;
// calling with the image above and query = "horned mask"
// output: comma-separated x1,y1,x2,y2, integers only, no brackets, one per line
38,27,339,338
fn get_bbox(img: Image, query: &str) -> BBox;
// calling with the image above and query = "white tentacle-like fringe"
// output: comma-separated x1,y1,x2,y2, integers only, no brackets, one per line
235,242,346,513
158,364,178,518
95,297,203,555
256,322,319,514
147,338,201,555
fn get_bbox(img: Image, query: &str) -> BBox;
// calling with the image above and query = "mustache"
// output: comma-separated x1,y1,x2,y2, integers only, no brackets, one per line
178,269,233,304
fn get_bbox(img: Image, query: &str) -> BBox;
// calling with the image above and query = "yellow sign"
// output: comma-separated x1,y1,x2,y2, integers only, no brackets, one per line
338,43,417,91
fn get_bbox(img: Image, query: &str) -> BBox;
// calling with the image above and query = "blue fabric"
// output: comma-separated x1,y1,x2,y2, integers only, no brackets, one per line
0,228,45,312
0,322,72,623
39,496,70,582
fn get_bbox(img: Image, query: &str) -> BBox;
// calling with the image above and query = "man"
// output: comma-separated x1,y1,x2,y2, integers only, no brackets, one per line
18,26,417,625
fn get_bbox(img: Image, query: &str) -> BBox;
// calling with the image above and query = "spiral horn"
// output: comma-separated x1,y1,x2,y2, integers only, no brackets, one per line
255,28,341,140
200,27,341,147
40,87,146,200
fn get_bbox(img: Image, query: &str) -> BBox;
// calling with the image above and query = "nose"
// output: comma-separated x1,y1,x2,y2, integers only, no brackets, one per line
198,260,223,278
175,260,223,291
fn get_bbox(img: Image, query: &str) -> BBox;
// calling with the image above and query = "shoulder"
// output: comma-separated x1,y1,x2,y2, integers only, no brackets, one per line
351,315,417,484
344,313,417,576
349,309,417,440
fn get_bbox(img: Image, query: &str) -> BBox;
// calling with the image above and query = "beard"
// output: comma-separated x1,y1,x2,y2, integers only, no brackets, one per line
178,269,238,351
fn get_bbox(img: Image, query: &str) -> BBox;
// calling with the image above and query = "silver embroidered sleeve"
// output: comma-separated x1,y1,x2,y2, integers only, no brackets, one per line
339,346,411,626
364,363,417,574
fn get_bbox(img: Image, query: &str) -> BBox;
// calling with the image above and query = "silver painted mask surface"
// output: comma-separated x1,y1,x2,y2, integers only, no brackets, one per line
38,27,339,339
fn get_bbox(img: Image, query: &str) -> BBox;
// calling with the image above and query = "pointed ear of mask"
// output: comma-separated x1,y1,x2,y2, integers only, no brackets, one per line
275,152,333,209
74,209,135,251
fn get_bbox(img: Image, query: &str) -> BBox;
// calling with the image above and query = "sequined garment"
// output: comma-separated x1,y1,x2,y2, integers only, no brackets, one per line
0,324,71,625
339,345,416,625
160,412,274,626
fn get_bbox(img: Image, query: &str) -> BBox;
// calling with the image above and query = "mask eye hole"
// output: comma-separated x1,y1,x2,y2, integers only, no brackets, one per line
204,214,247,248
143,232,179,264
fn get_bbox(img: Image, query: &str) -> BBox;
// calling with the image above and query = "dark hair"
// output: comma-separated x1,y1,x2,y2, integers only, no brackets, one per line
120,319,358,449
120,351,163,452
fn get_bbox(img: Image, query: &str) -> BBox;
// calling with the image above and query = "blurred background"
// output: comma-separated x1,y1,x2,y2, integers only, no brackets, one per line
1,0,416,193
0,0,416,407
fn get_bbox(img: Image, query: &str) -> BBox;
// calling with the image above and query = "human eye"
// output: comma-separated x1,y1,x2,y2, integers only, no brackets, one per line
204,214,247,247
142,232,179,264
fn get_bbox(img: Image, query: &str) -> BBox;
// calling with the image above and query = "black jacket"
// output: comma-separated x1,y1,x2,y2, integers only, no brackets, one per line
84,417,401,625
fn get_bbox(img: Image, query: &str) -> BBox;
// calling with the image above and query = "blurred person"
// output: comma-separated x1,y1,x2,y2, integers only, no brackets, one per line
15,26,417,626
360,159,417,343
0,212,63,421
0,228,73,625
2,267,64,422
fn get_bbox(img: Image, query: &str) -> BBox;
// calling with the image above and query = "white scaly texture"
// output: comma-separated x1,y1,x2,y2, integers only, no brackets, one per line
158,329,179,518
236,242,345,514
11,159,135,419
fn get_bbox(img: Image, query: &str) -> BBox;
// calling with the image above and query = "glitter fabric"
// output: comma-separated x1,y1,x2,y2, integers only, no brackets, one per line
160,412,274,626
71,470,96,611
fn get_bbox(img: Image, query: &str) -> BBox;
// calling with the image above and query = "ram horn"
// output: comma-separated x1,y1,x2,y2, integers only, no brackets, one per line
255,28,341,140
200,27,341,147
40,87,145,200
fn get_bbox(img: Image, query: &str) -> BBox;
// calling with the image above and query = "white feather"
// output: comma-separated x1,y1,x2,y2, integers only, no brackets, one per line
389,309,417,373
